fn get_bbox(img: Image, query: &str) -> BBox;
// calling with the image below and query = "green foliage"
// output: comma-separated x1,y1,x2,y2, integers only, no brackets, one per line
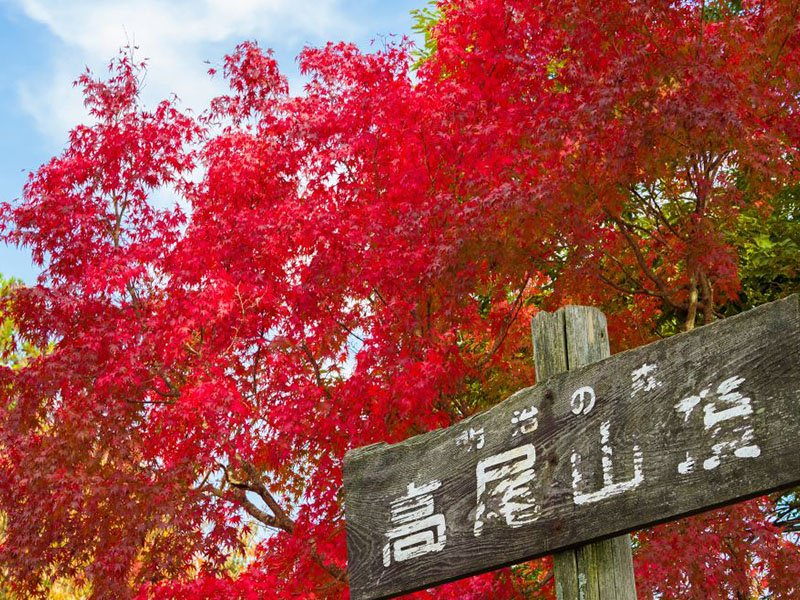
728,185,800,311
0,275,39,369
703,0,744,22
410,1,442,68
0,276,19,367
614,180,800,337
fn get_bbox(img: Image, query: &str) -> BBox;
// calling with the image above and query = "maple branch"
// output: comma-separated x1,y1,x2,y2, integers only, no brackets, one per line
425,294,433,336
309,539,349,584
417,127,437,186
611,211,666,241
476,274,530,368
238,460,295,530
605,211,681,309
597,272,662,300
196,469,212,491
686,161,700,211
107,191,127,249
149,371,182,399
183,344,200,357
107,192,186,403
597,273,638,297
685,273,699,332
656,129,693,152
636,20,672,62
211,479,347,586
770,1,800,65
602,251,653,292
209,465,294,534
700,270,715,325
124,397,176,405
628,184,684,240
325,307,365,343
370,288,399,321
220,460,349,584
300,342,333,400
208,484,281,530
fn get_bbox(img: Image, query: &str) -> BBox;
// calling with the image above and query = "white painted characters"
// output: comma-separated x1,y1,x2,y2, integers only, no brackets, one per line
455,427,485,452
675,375,761,474
474,444,540,537
570,386,644,505
511,406,539,437
570,386,596,415
382,480,447,567
631,363,662,397
571,420,644,505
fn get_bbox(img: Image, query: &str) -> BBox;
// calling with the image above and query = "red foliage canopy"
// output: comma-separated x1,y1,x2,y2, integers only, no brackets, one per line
2,1,799,598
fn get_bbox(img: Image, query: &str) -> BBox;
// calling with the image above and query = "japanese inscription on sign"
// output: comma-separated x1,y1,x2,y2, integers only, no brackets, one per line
343,295,800,600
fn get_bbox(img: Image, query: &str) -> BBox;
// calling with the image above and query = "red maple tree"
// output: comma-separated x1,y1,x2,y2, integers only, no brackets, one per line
2,1,800,598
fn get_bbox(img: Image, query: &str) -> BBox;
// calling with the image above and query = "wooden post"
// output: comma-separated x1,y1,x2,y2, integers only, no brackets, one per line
531,306,637,600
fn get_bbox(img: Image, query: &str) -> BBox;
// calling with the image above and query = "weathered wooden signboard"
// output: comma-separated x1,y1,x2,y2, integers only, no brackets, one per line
343,295,800,600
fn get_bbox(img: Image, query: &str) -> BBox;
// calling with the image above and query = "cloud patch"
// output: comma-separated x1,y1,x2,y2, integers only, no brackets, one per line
11,0,363,141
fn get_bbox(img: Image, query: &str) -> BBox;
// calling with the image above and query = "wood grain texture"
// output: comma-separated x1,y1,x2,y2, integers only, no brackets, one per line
344,295,800,600
532,307,635,600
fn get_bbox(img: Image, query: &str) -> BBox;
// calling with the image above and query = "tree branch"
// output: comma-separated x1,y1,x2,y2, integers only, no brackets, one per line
475,274,530,368
605,211,682,310
219,459,350,584
300,342,333,401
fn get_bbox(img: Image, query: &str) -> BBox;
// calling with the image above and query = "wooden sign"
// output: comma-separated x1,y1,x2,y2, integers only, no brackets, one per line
343,295,800,600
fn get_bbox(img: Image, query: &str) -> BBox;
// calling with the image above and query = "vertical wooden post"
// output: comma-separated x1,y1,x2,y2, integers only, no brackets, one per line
531,306,637,600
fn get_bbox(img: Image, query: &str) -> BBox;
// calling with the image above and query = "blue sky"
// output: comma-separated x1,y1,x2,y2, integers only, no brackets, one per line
0,0,424,284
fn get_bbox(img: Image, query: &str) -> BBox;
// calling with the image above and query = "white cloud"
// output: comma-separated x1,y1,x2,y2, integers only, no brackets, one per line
12,0,362,142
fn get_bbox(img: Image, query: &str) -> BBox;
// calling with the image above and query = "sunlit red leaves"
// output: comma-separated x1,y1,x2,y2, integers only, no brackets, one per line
2,1,800,598
635,497,800,599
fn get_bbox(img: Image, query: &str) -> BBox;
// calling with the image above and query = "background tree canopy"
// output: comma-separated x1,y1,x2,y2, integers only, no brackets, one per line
1,0,799,598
